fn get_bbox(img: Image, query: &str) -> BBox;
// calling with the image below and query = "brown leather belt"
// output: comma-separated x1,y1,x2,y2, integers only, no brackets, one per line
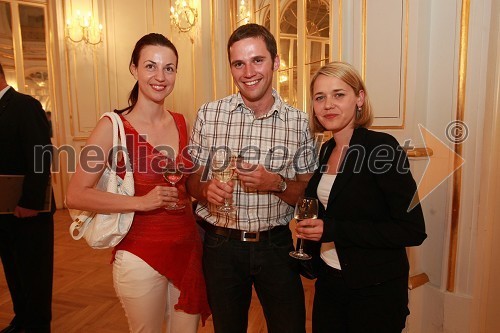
201,220,288,242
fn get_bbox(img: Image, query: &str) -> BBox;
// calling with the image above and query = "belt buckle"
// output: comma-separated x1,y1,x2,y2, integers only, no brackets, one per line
241,231,259,242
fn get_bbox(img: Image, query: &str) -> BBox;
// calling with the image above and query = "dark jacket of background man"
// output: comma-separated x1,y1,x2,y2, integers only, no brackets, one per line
0,62,54,333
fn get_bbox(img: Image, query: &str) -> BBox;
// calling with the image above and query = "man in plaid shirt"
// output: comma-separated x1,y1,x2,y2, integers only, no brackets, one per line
187,24,317,333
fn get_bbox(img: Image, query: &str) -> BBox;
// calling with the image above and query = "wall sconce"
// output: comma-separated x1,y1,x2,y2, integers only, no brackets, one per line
237,0,251,25
170,0,198,33
66,10,103,45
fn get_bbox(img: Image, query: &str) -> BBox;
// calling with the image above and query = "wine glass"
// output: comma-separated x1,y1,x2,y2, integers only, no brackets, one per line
289,196,318,260
211,151,236,213
163,160,186,210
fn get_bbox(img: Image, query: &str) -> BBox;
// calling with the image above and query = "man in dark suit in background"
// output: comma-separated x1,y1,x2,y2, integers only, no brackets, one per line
0,63,54,333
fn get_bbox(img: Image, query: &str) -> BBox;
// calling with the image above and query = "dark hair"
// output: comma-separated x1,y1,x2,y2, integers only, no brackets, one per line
0,63,4,79
115,33,178,114
227,23,277,63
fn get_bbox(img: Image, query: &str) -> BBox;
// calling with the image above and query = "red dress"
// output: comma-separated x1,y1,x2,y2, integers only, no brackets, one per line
113,111,210,323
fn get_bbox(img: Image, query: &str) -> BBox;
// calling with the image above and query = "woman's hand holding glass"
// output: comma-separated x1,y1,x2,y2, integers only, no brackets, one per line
138,185,180,211
296,218,324,242
162,159,185,210
290,197,319,260
133,153,181,211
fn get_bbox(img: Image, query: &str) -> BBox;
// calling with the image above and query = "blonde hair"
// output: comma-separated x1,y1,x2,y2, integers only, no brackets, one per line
309,61,373,133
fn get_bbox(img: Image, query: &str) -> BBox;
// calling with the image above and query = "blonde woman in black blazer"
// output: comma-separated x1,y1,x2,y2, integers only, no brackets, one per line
297,62,426,333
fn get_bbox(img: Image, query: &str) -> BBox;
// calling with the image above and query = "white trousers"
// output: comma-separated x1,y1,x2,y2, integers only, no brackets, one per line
113,250,200,333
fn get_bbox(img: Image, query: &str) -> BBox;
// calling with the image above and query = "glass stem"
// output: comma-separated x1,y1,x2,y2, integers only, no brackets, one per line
298,238,304,253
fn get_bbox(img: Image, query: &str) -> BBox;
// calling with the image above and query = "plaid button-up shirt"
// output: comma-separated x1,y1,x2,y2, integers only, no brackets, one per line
189,90,318,232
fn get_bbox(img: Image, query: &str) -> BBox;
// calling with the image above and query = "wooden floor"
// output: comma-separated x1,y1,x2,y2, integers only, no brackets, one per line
0,210,315,332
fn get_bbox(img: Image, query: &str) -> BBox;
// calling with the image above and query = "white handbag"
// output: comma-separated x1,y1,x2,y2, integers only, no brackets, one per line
69,112,135,249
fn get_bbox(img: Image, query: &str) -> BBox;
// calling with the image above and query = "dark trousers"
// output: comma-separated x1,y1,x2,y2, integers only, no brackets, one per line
313,261,409,333
202,226,306,333
0,213,54,333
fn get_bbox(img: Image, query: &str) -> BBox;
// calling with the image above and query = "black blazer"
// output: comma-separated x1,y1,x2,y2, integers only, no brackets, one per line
305,127,426,289
0,87,53,210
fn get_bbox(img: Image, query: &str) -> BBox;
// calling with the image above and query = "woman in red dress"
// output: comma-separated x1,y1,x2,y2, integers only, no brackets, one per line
67,33,210,332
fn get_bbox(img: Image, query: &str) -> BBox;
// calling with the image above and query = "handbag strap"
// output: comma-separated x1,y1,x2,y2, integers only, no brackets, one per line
100,112,132,173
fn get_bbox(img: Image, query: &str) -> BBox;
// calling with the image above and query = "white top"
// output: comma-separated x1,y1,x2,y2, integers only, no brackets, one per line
317,173,341,270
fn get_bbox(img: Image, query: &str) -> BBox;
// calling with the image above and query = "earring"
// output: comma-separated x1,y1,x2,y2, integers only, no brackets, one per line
356,105,362,117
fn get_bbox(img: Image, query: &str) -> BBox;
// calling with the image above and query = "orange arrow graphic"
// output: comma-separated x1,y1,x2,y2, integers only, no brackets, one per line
409,124,466,211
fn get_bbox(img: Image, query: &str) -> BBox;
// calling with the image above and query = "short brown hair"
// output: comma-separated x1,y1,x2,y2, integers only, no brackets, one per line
309,61,373,133
227,23,277,63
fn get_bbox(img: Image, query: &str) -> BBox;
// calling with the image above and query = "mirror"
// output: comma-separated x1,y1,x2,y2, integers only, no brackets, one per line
0,1,52,137
0,1,17,87
20,4,51,114
279,0,330,108
235,0,330,109
278,0,298,106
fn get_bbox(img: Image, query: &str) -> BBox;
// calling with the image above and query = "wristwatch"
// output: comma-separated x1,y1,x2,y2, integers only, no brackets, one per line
277,174,287,193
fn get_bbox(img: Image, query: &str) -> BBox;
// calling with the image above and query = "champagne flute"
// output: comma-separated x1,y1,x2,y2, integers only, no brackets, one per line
163,159,185,210
289,196,318,260
211,152,236,213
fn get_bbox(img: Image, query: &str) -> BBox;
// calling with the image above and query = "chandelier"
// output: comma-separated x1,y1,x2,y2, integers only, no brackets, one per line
170,0,198,33
66,10,103,45
28,72,49,87
279,60,289,83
